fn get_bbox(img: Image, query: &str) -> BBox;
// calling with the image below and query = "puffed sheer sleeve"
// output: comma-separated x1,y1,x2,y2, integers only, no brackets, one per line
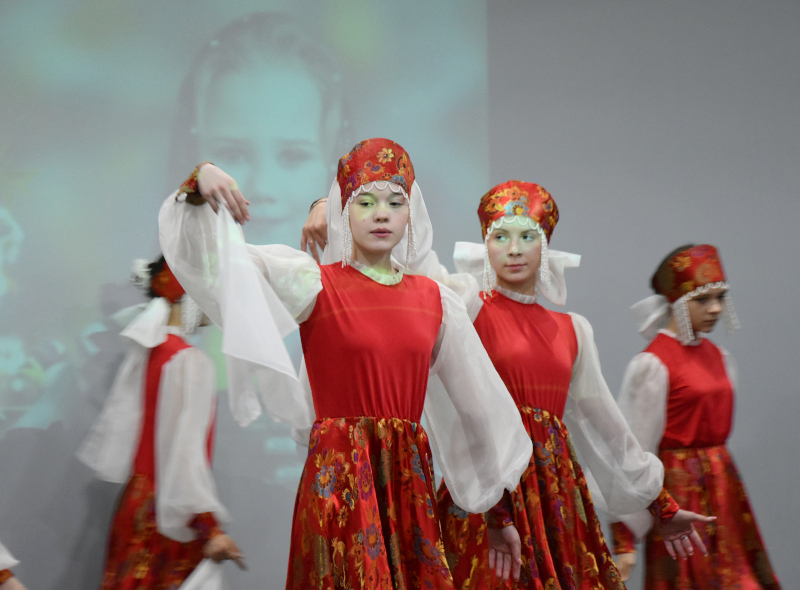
610,352,670,541
423,283,532,513
0,540,19,571
412,250,483,321
156,348,230,542
159,194,319,433
563,313,664,517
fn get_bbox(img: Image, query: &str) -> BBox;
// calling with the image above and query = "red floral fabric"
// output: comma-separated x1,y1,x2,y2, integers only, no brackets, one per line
0,569,13,584
100,474,216,590
637,446,780,589
651,244,726,303
438,407,624,590
336,138,415,206
287,417,453,590
478,181,559,241
647,487,680,523
611,524,636,555
177,162,212,196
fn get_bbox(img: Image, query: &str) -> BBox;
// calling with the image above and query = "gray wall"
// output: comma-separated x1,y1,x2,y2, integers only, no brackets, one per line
483,2,800,587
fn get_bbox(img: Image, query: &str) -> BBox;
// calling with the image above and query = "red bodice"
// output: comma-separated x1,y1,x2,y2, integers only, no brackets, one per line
473,293,578,418
645,333,734,450
132,334,214,478
300,264,443,421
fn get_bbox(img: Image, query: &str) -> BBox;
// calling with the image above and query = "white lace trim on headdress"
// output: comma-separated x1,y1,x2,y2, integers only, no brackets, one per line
632,281,739,344
482,216,550,295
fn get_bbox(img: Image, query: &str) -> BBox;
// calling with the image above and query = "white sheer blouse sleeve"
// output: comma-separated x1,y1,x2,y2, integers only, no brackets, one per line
412,250,483,321
423,283,532,513
563,313,664,517
0,540,19,571
156,348,231,542
159,195,318,433
612,351,670,539
616,352,669,455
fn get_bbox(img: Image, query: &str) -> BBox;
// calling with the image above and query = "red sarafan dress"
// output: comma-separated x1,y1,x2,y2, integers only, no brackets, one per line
611,331,780,589
438,291,628,590
290,264,448,589
100,333,220,589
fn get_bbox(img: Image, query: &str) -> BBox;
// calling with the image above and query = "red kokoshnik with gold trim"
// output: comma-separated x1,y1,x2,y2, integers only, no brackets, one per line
651,244,727,303
337,138,415,207
478,180,559,241
477,180,560,295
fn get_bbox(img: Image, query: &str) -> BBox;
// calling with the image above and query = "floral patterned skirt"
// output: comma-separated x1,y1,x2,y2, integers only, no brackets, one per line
101,473,206,590
643,445,780,590
287,416,453,590
438,407,623,590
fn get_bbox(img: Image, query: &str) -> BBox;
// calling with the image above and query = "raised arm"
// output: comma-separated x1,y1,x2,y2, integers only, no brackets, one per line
159,163,319,432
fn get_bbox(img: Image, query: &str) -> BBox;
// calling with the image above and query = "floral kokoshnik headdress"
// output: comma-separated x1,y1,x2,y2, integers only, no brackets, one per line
640,244,739,344
336,138,416,267
477,180,559,295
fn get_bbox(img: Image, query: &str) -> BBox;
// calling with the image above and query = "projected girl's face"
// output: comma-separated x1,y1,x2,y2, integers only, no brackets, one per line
198,62,330,246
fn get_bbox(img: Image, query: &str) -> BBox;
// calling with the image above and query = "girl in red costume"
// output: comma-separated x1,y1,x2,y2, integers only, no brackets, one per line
610,245,780,588
0,540,26,590
407,182,713,589
158,139,533,590
79,256,242,589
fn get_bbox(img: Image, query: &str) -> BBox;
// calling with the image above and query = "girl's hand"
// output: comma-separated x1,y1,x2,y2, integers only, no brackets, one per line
0,576,27,590
300,198,328,262
656,509,715,560
615,552,636,581
203,534,247,570
487,525,523,582
196,164,250,225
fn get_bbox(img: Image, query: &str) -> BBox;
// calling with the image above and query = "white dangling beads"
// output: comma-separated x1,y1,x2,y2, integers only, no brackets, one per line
405,194,416,268
341,205,352,267
723,292,741,334
180,295,204,335
672,298,695,344
483,235,496,296
538,227,551,291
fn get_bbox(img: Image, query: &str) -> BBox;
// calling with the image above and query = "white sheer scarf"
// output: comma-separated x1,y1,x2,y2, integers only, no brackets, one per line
0,539,19,571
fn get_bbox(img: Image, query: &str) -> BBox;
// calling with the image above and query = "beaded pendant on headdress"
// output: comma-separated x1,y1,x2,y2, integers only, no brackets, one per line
477,180,559,295
336,138,416,266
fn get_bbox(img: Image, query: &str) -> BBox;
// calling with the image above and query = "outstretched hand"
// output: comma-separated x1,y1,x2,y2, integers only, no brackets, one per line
204,533,247,570
196,163,250,225
487,525,523,582
656,509,716,560
301,198,329,262
615,552,636,581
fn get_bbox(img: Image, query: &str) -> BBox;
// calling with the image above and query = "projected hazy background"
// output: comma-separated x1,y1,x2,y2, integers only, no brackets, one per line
0,1,488,588
1,1,798,589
